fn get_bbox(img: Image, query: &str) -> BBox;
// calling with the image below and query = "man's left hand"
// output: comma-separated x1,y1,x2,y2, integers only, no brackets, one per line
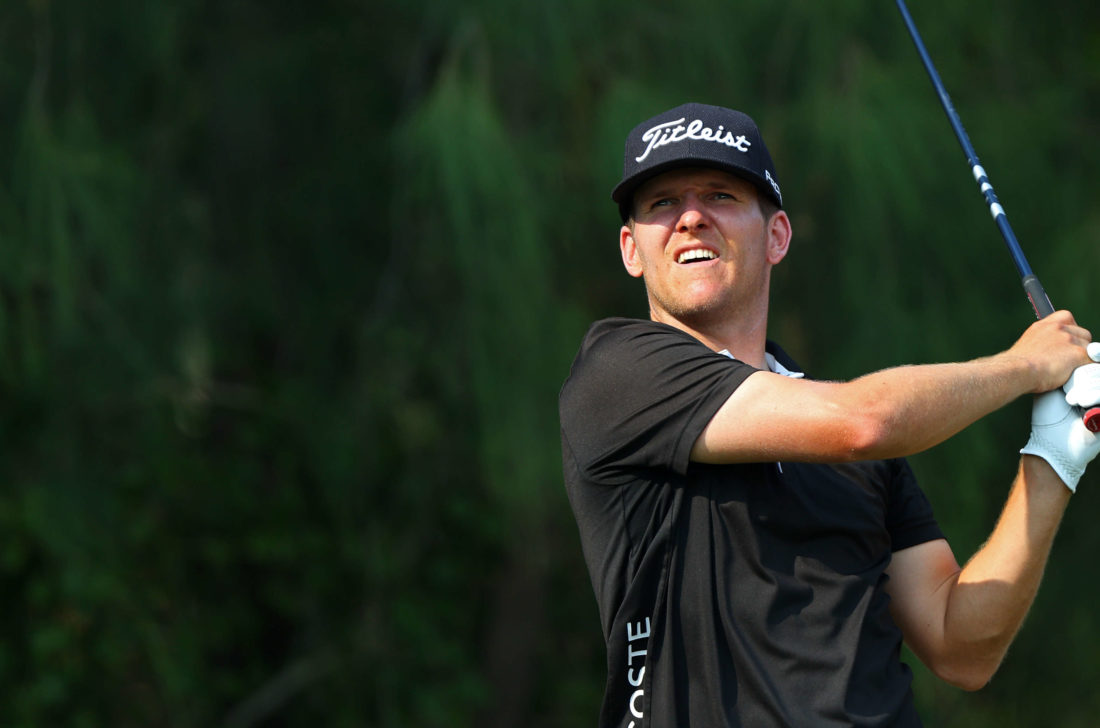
1021,387,1100,492
1064,363,1100,408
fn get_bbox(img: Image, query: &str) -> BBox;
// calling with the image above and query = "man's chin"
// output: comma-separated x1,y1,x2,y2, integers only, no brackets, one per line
652,298,732,328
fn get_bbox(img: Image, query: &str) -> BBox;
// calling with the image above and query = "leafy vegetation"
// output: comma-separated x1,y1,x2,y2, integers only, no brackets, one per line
3,0,1100,725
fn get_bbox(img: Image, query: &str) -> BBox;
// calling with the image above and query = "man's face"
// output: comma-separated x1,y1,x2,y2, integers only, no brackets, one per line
620,167,789,328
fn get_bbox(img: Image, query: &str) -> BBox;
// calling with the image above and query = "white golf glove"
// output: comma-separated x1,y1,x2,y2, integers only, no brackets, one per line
1020,385,1100,493
1064,361,1100,408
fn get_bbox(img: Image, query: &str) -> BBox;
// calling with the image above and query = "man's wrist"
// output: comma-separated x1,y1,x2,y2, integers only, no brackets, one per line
1019,452,1078,495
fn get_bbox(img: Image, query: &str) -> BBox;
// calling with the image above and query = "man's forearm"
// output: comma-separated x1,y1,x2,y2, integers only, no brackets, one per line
845,355,1038,460
693,312,1091,465
938,456,1070,686
852,312,1091,460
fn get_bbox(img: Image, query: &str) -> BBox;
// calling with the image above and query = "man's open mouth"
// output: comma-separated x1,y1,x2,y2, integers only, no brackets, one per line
677,249,718,264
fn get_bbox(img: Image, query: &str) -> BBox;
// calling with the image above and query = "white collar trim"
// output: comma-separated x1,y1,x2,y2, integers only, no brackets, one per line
718,349,805,379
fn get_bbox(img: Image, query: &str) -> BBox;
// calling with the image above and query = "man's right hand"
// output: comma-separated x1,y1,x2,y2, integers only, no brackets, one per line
1001,311,1093,393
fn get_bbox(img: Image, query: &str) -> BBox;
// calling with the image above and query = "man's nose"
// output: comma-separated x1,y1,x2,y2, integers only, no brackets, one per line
676,201,709,233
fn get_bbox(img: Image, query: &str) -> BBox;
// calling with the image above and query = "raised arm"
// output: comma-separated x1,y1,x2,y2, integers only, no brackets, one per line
884,455,1069,691
884,366,1100,690
691,311,1092,464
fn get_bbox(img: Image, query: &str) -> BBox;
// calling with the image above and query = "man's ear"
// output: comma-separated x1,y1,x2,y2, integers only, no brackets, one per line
620,224,644,278
765,210,792,265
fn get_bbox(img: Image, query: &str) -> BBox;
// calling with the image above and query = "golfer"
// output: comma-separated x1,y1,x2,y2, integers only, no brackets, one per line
559,102,1100,726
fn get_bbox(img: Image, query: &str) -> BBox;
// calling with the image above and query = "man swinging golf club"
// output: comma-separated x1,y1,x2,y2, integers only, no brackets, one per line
559,102,1100,726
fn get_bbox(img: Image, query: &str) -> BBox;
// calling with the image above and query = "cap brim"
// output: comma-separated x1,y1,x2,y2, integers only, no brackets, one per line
612,159,781,222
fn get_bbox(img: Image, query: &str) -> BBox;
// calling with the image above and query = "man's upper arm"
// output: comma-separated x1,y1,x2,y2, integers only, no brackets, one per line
560,320,756,481
884,539,962,670
690,369,880,464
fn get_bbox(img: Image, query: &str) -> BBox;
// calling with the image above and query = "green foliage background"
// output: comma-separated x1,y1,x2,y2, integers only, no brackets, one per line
3,0,1100,725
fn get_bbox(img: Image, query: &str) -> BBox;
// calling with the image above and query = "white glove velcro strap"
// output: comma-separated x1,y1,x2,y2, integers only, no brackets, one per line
1020,389,1100,493
1021,432,1085,493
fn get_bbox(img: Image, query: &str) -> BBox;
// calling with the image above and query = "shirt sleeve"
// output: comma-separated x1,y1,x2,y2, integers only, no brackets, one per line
559,318,758,485
885,457,945,551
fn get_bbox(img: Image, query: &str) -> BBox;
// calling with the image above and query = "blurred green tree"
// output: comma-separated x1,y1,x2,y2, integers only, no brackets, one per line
2,0,1100,726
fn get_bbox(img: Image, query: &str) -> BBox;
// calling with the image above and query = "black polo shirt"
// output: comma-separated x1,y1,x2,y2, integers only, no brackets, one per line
559,318,943,727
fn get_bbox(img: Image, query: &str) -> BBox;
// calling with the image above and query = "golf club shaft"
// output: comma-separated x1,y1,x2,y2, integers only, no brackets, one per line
896,0,1100,432
895,0,1054,319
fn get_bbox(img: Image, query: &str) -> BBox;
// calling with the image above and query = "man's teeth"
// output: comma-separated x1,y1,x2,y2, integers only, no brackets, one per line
677,249,718,264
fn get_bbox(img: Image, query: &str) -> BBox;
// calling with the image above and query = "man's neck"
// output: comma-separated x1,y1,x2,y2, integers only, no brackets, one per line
651,307,770,369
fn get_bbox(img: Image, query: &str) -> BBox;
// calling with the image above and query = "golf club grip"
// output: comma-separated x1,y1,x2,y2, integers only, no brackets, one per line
1022,274,1055,319
1086,408,1100,433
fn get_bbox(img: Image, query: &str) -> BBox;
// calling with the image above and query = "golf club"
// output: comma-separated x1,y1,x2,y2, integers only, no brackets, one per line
895,0,1100,432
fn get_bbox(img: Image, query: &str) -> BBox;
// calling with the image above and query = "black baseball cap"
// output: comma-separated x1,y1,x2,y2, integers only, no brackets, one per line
611,103,783,222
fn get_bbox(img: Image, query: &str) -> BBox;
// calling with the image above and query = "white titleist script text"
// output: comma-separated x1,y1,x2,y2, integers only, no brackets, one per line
636,118,751,162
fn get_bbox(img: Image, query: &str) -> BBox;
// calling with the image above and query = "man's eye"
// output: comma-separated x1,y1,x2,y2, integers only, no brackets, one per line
712,192,734,200
651,198,675,209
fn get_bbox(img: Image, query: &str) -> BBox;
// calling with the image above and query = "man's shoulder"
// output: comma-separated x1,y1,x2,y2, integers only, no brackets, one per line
583,316,676,339
579,317,705,356
562,318,712,408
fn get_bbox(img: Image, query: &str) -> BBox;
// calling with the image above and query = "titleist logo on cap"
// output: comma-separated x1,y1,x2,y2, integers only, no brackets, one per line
636,117,752,163
612,103,783,221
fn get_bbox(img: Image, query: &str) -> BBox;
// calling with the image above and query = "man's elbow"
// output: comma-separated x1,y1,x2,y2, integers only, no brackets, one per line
838,412,895,461
937,665,994,692
929,651,1003,692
